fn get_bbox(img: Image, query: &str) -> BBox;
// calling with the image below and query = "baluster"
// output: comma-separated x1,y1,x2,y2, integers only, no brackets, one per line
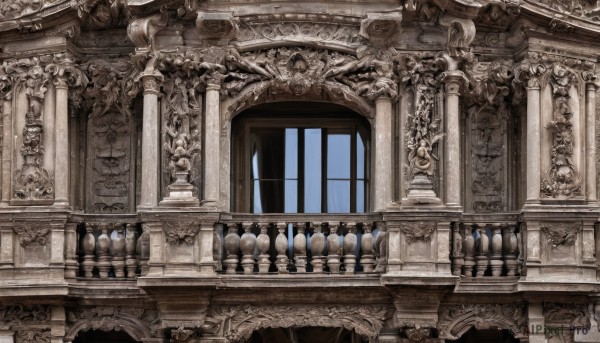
240,222,257,274
374,221,387,273
310,222,325,273
360,223,375,273
326,223,341,273
475,224,489,277
451,222,464,276
344,222,357,273
503,224,519,276
256,223,271,273
125,224,138,278
82,224,96,278
294,223,307,273
489,224,503,276
111,224,126,278
275,222,289,273
462,223,475,277
223,223,241,274
137,225,150,276
213,223,224,272
96,224,112,279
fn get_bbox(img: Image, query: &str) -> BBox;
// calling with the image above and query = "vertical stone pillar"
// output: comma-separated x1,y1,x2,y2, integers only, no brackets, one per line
0,94,11,206
197,223,216,275
527,302,546,343
385,224,402,273
49,223,65,267
139,75,161,209
203,81,221,209
525,221,541,277
147,223,165,275
526,78,541,204
585,79,597,203
0,225,14,268
53,77,69,206
442,72,464,209
64,223,78,278
0,331,14,343
374,97,393,211
50,305,65,343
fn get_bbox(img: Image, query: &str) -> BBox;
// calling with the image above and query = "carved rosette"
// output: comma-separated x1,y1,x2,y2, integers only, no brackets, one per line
544,303,590,328
66,306,161,340
541,63,582,199
13,223,50,247
541,224,581,247
438,304,527,339
400,222,436,244
203,304,389,342
163,222,200,245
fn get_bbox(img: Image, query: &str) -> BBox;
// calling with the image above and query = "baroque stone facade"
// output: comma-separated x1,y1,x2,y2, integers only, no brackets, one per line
1,1,600,343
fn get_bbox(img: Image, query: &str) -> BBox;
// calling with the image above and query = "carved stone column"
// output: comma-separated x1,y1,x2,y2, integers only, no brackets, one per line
584,74,598,203
0,224,14,268
442,71,464,209
374,96,393,211
203,79,221,209
53,76,69,206
1,92,12,206
139,74,162,209
525,75,541,204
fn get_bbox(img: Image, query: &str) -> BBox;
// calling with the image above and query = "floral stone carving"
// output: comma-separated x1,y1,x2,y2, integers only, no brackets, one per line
544,302,590,328
13,223,50,247
400,222,436,244
541,63,582,199
66,306,161,340
4,57,54,201
163,222,200,245
541,225,581,247
464,59,513,212
400,54,446,200
203,304,388,342
0,305,50,325
438,304,527,339
15,330,51,343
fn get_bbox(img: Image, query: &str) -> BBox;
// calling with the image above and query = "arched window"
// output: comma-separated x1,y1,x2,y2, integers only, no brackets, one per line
232,102,370,213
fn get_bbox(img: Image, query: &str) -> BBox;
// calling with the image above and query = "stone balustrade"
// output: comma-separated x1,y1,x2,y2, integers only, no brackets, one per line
451,221,522,277
77,223,145,279
218,219,385,274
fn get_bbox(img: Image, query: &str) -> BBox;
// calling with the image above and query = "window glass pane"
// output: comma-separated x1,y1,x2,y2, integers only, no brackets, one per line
357,131,365,179
327,180,350,213
250,129,285,180
356,180,365,213
252,180,284,213
284,180,298,213
304,129,322,212
327,134,351,179
285,129,298,179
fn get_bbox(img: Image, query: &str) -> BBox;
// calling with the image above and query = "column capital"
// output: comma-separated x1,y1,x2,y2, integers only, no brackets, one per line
440,70,467,94
52,75,68,89
583,70,600,90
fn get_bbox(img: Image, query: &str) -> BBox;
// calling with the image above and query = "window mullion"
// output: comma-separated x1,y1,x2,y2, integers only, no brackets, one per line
299,128,305,213
322,128,327,213
350,127,357,213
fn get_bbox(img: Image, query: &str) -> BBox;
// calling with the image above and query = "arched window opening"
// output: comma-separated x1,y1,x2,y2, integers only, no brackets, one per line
245,327,366,343
232,102,371,213
446,327,519,343
73,330,139,343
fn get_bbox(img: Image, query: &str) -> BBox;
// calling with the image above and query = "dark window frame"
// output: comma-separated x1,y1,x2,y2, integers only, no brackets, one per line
232,103,370,214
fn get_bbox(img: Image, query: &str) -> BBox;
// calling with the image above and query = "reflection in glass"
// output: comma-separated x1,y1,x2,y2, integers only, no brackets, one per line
304,129,322,213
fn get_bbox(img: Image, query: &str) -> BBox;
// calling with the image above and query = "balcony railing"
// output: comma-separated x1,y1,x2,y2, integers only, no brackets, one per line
216,214,385,275
76,222,147,279
451,220,523,277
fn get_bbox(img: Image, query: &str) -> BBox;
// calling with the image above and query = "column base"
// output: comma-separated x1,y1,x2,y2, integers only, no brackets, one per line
159,182,200,207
